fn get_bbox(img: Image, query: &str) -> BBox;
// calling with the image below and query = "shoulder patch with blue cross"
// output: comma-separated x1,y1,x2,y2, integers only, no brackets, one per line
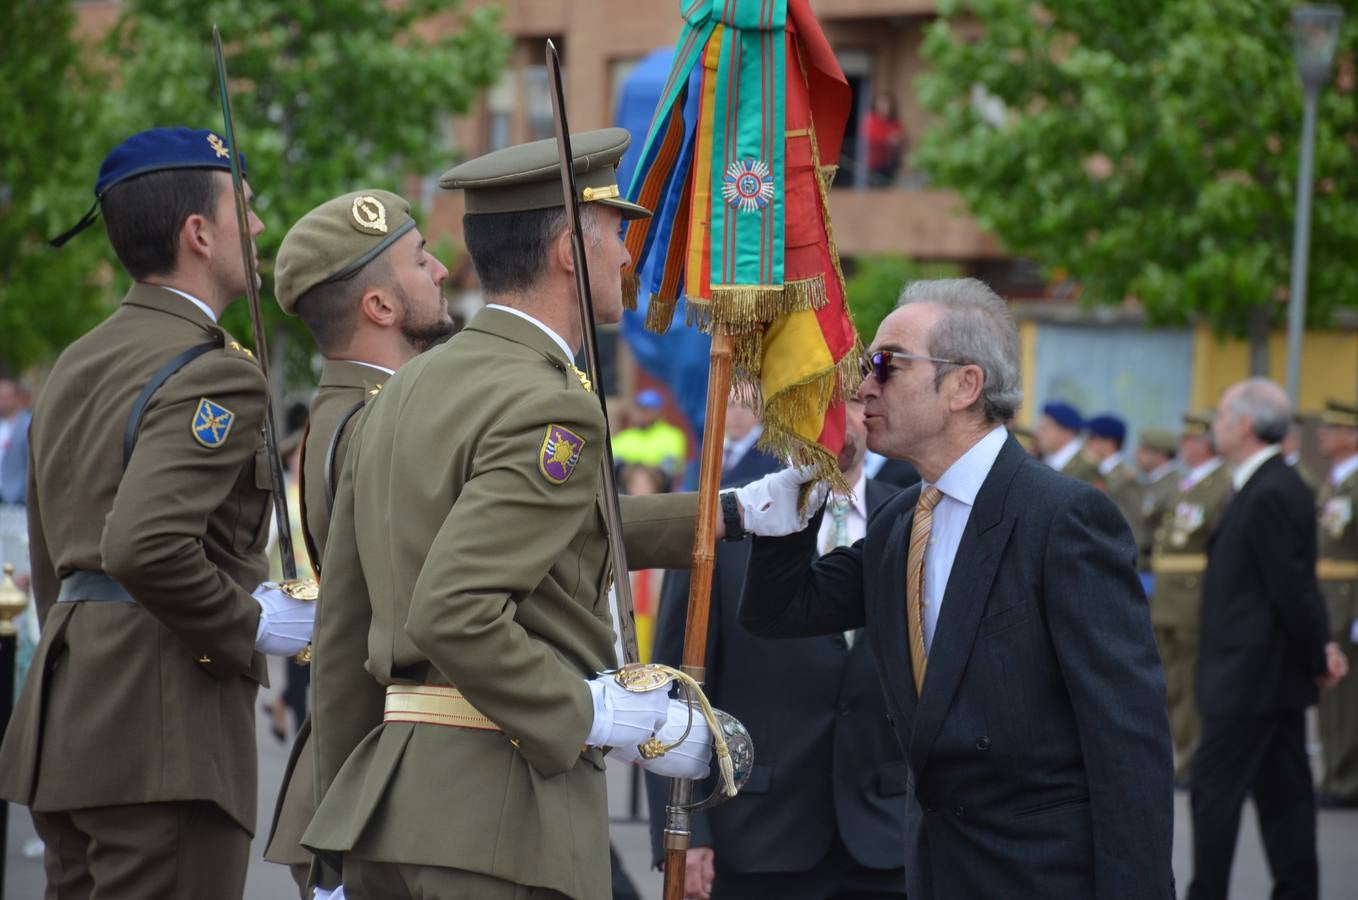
192,398,236,448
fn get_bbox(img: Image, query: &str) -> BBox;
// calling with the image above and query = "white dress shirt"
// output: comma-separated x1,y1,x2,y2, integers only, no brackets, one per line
486,303,574,359
1181,457,1222,491
1098,452,1123,477
722,425,763,473
921,425,1009,652
1142,460,1178,486
1330,453,1358,486
817,471,868,554
161,286,218,323
1232,445,1280,492
1045,437,1084,473
340,360,396,377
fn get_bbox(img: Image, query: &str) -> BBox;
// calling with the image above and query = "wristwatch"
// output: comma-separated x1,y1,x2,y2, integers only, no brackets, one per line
720,491,747,541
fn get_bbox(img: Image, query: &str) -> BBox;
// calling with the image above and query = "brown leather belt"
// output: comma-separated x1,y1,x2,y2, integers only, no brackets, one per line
383,684,500,732
1151,553,1207,575
1317,559,1358,581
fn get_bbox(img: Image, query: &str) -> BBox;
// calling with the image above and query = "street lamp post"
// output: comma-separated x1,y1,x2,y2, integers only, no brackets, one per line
1285,4,1344,406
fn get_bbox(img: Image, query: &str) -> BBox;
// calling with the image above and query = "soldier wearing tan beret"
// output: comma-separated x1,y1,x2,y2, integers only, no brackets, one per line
263,189,452,896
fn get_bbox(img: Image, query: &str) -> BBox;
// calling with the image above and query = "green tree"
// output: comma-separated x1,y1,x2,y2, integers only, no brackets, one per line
914,0,1358,335
846,256,961,342
0,0,118,372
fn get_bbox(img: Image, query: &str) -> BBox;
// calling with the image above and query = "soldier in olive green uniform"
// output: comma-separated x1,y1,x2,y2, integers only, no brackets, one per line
1135,428,1181,572
1150,412,1232,780
0,128,315,899
304,130,715,900
263,190,453,895
1035,400,1102,484
1315,401,1358,807
1085,413,1145,542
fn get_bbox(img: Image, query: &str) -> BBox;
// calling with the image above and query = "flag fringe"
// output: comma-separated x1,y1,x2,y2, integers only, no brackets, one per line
622,268,640,310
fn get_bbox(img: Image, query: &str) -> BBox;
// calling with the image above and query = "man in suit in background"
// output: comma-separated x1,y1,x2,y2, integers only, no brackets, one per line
739,278,1174,899
648,396,907,900
0,377,31,505
721,392,783,487
1189,378,1348,900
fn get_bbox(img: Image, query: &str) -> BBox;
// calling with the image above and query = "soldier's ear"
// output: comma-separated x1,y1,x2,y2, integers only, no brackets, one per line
553,221,576,277
357,286,399,328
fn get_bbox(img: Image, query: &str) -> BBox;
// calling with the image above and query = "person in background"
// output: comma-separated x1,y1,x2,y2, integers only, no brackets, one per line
1190,378,1347,900
720,391,782,487
1034,400,1101,483
863,92,906,188
648,395,908,899
1314,400,1358,809
614,387,687,489
1135,427,1180,572
1085,413,1142,531
1149,412,1230,786
0,377,31,505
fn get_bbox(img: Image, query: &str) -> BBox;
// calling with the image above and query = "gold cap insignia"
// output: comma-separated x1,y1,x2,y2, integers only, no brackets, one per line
351,195,389,234
207,134,230,159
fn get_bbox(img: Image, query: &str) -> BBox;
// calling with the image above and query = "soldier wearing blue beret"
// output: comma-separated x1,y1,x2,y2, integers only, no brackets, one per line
0,127,317,900
1035,400,1101,484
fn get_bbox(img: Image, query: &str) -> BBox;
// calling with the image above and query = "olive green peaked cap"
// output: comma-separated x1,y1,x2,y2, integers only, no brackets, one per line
275,189,416,314
439,127,651,220
1138,427,1177,455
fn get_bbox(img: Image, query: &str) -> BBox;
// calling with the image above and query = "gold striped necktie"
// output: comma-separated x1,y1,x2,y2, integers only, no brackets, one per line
907,486,944,695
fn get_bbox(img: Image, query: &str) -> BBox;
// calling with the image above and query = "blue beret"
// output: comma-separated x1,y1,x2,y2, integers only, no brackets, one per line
1086,414,1126,443
51,127,248,248
635,388,664,410
1042,401,1083,432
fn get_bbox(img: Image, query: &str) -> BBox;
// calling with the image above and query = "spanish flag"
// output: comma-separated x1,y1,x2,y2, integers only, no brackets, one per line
623,0,860,487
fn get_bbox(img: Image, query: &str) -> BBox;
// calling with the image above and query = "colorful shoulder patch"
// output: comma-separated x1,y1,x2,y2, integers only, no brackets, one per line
192,398,236,448
539,424,586,485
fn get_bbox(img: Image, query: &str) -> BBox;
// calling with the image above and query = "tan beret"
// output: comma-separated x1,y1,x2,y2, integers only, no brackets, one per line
275,189,416,314
439,127,650,220
1138,428,1177,455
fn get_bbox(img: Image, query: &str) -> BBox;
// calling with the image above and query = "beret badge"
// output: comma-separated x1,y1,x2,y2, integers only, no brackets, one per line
351,195,389,234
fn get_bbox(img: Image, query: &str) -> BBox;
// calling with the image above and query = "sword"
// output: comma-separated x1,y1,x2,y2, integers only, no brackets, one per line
211,26,301,585
544,39,640,665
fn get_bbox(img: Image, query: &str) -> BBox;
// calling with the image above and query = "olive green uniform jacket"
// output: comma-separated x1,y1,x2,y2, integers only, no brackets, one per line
303,307,697,899
1137,467,1180,571
1150,461,1232,629
1316,461,1358,799
1101,459,1146,560
0,284,271,832
265,360,388,874
1055,444,1102,485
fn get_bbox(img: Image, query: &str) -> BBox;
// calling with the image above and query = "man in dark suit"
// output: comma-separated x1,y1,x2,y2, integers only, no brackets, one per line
721,393,783,487
648,397,907,900
1189,377,1348,900
735,278,1174,900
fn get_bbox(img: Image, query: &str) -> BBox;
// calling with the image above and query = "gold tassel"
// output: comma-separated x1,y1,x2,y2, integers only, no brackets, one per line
645,293,679,334
707,275,827,329
622,269,640,310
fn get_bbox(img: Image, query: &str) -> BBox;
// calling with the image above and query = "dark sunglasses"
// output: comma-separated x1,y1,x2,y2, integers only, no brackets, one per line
860,349,963,384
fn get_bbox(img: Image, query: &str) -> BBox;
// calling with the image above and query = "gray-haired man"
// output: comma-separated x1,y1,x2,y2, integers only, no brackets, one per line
735,278,1175,899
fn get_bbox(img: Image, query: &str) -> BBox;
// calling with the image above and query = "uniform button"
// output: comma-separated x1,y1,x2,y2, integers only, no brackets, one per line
976,736,991,750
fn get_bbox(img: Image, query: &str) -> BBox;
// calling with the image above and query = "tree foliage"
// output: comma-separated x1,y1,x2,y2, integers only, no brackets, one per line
2,0,508,377
846,256,962,342
0,1,116,372
914,0,1358,334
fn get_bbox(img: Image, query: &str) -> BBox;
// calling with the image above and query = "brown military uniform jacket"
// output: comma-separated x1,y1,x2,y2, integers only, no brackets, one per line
265,360,388,871
1100,458,1146,560
1317,461,1358,639
1137,467,1180,571
1055,443,1102,485
1150,459,1232,629
0,284,271,832
303,307,697,899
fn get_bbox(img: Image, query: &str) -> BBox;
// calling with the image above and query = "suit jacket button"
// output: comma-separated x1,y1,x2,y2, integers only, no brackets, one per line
955,805,966,818
976,736,991,750
838,703,851,716
886,714,895,727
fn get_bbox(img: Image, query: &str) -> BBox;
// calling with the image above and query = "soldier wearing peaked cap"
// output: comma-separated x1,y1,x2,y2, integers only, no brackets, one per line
1149,412,1231,782
263,190,453,896
1135,427,1181,572
303,129,725,900
0,127,315,900
1315,400,1358,808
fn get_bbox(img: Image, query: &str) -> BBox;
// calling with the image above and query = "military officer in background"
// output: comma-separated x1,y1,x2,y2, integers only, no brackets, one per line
263,190,453,895
1035,400,1101,483
1085,413,1143,530
1315,400,1358,808
0,128,315,899
303,130,759,900
1135,428,1181,575
1150,412,1232,784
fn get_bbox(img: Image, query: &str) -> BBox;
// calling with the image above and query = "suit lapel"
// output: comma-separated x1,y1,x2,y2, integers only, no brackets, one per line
870,488,918,724
908,438,1023,773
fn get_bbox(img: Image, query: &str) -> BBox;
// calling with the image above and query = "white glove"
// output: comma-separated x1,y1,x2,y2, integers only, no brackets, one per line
313,886,345,900
585,673,671,759
636,698,713,780
253,582,316,656
731,466,828,537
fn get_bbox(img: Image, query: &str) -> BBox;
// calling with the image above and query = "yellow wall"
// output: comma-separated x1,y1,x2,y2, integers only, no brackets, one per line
1191,324,1358,414
1018,319,1039,426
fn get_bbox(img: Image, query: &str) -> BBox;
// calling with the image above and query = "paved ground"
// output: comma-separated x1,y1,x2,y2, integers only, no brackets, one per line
6,692,1358,898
